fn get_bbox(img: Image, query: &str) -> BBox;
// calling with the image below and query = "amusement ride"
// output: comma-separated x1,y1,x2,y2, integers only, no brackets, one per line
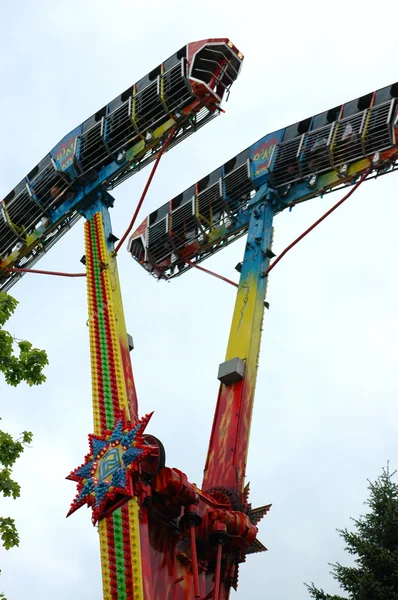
1,37,398,600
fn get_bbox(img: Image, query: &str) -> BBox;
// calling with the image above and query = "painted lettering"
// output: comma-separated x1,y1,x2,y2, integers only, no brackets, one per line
253,137,279,163
54,137,76,171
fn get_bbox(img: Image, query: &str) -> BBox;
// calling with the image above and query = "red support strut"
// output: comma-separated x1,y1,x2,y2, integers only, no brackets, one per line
213,543,223,600
190,524,201,599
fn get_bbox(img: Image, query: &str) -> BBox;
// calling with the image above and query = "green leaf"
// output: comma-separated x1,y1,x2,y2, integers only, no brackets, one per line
21,431,33,445
0,294,18,327
0,517,19,550
0,292,48,387
0,468,21,499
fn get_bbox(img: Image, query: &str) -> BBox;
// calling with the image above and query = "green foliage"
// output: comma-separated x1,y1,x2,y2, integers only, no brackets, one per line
0,420,33,550
306,465,398,600
0,294,18,327
0,423,33,599
0,292,48,598
0,292,48,386
0,518,19,551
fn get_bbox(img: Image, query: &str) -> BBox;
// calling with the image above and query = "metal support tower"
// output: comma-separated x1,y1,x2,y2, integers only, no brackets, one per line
67,187,272,599
2,39,398,599
203,188,275,495
80,193,143,597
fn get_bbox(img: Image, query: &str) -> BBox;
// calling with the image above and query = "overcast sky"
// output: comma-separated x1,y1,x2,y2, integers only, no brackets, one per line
1,1,398,598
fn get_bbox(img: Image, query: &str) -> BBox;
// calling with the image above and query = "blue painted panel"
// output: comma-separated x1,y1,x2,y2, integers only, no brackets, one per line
50,124,82,175
250,129,284,185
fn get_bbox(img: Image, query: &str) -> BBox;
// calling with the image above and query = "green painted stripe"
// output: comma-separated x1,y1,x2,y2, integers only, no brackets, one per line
89,218,114,429
112,509,127,600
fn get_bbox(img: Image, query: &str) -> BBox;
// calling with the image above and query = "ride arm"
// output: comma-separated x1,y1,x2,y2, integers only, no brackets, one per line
129,81,398,281
0,38,243,292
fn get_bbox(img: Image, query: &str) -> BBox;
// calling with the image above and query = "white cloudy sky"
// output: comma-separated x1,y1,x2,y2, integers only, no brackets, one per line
1,1,398,598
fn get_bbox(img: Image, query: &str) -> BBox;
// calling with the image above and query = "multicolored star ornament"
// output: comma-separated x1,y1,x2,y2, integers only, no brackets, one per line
67,412,153,524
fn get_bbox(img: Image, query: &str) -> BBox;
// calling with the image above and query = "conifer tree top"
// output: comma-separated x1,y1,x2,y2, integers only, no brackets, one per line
306,465,398,600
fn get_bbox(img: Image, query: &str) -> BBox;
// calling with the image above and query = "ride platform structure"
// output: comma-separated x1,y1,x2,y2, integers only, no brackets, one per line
1,37,398,600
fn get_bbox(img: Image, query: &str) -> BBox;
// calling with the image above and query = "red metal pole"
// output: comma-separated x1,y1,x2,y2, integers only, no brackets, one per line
190,524,201,599
202,200,275,494
213,543,223,600
114,128,176,255
6,266,85,278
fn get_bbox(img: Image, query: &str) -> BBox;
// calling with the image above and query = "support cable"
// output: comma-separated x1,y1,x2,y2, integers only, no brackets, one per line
183,170,371,287
266,170,370,275
184,257,238,288
114,127,177,255
4,127,178,280
4,165,369,283
6,266,86,278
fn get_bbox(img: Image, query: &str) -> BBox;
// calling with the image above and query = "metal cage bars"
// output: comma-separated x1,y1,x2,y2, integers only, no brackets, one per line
143,160,254,269
0,62,206,262
269,99,396,189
